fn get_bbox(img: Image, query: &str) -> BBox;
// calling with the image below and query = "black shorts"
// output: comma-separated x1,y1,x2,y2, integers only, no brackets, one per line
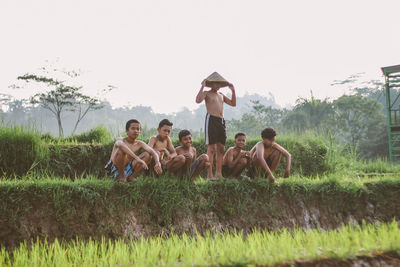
222,165,231,177
247,157,273,178
205,113,226,145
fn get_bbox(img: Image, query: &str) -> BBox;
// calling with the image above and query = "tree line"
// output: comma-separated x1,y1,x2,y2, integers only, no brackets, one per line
0,69,393,159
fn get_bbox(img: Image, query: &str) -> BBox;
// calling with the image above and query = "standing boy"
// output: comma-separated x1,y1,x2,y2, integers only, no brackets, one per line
195,72,236,179
222,132,251,178
146,119,186,175
249,127,291,182
175,129,210,180
104,119,162,182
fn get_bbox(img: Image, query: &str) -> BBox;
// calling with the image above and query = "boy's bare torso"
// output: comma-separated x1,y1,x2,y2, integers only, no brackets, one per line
205,90,225,118
250,142,276,159
176,146,196,163
111,138,142,165
223,147,242,165
149,136,169,159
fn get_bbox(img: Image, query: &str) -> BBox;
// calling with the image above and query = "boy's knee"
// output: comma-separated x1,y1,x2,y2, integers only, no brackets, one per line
114,149,124,159
185,153,194,162
141,152,152,162
199,154,209,162
216,144,224,154
177,154,186,163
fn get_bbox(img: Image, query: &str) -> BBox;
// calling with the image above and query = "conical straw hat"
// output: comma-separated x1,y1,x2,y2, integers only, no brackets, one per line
204,72,230,87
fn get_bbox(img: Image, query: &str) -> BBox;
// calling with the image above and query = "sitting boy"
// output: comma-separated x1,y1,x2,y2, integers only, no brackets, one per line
175,129,210,180
249,127,291,182
222,132,251,178
104,119,162,182
145,119,186,175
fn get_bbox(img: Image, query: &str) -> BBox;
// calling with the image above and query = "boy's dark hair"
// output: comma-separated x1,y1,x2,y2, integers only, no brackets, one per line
158,119,173,129
178,129,191,141
235,132,246,139
261,127,277,140
126,119,141,131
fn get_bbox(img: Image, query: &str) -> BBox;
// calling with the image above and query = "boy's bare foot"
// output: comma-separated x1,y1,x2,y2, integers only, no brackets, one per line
117,176,127,183
208,177,218,182
215,173,223,179
127,176,136,182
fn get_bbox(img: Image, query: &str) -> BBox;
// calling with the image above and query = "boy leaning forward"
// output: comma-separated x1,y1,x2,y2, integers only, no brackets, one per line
195,72,236,179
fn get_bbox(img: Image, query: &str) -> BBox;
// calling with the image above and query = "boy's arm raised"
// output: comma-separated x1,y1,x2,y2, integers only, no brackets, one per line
223,83,236,107
273,143,291,178
140,141,163,174
195,80,207,103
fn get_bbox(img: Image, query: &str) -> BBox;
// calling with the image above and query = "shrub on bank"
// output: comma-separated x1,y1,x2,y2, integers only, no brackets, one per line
0,126,48,176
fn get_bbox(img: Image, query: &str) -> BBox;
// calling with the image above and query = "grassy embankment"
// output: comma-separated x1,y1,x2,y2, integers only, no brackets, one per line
1,221,399,266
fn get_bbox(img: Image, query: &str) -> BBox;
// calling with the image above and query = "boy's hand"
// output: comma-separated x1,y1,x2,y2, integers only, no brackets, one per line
183,152,193,160
241,151,251,158
161,148,171,160
138,159,148,170
228,83,235,91
201,79,207,87
284,169,290,178
268,174,275,183
154,162,162,175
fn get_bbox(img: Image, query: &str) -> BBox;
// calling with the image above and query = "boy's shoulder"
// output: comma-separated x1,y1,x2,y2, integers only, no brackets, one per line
225,146,235,153
253,141,264,148
175,145,184,153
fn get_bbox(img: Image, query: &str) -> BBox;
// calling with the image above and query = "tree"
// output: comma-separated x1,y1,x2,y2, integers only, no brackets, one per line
333,95,386,158
281,92,334,133
17,69,107,137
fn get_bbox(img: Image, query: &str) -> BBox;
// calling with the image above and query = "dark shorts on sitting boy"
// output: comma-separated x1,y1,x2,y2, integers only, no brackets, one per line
247,157,273,178
222,165,232,178
205,113,226,145
104,160,133,180
186,157,201,179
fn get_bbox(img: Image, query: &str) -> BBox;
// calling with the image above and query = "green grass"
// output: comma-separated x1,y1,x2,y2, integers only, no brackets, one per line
1,221,399,266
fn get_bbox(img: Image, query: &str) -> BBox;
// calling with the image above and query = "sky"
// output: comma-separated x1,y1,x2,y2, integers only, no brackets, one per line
1,0,400,113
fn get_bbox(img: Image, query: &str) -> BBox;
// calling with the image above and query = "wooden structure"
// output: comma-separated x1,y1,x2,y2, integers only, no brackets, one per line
381,64,400,163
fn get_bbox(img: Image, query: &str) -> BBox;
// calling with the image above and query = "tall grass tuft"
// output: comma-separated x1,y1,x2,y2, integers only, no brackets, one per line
0,126,49,176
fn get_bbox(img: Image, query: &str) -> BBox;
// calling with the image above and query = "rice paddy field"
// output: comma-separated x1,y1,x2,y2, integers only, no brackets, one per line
1,126,400,266
1,221,399,266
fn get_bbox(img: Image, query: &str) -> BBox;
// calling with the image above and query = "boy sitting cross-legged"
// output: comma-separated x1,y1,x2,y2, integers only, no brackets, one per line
175,130,210,180
222,132,251,178
249,127,291,183
144,119,187,176
104,119,162,182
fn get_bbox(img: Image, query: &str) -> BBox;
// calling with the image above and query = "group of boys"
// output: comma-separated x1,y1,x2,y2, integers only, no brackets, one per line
105,73,291,182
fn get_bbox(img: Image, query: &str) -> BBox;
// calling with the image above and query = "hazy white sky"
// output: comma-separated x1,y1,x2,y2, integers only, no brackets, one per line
1,0,399,113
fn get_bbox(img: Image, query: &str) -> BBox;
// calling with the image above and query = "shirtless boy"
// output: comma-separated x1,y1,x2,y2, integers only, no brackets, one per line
249,127,291,182
175,129,210,180
195,73,236,179
146,119,186,175
104,119,162,182
222,132,251,178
